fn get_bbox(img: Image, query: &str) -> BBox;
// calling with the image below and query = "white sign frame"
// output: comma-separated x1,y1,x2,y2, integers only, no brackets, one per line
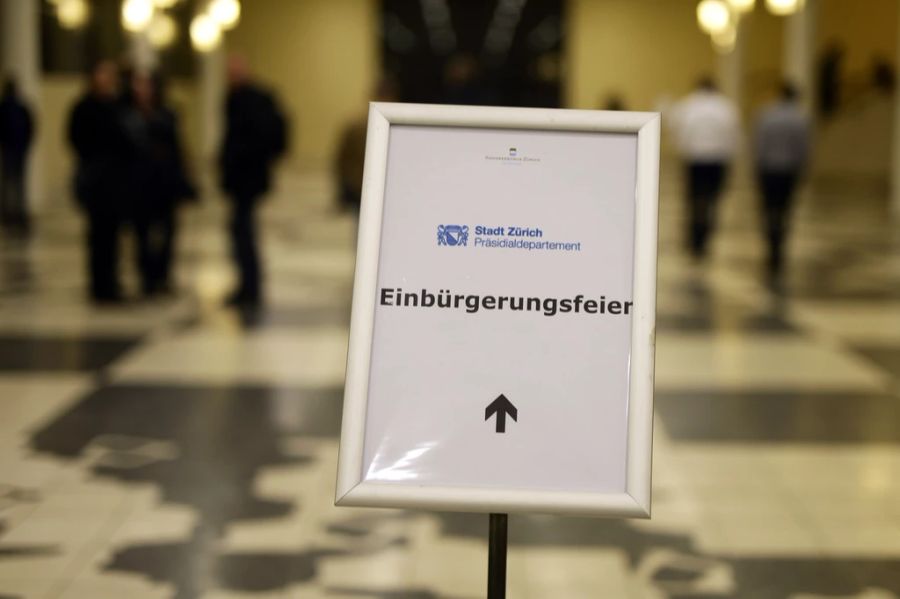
335,102,659,518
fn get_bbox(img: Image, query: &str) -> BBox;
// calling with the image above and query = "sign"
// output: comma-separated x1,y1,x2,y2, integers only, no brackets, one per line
336,103,659,518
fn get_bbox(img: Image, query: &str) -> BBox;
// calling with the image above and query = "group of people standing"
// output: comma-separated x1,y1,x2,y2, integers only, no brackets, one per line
671,77,811,280
10,57,812,302
69,60,194,303
69,56,285,307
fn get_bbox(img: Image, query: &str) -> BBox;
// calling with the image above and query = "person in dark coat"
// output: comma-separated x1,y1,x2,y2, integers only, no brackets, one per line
818,43,844,120
68,60,128,303
219,55,286,307
121,70,195,297
0,77,35,234
754,82,811,280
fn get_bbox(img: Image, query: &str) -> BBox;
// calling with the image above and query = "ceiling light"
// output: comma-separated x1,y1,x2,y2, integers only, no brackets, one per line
766,0,803,16
208,0,240,30
697,0,732,35
57,0,90,29
148,12,178,48
190,13,222,52
122,0,154,32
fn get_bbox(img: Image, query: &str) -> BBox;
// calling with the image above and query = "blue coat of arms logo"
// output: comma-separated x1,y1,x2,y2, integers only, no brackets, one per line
437,225,469,247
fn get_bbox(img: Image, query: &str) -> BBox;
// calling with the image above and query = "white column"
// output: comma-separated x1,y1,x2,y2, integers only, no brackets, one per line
783,0,817,112
717,22,745,110
129,32,158,71
1,0,42,209
197,44,225,173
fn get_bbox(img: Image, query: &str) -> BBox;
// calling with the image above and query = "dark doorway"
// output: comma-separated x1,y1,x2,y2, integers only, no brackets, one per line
381,0,564,108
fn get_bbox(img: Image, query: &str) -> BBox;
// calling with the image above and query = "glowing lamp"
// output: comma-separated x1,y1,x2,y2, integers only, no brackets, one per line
766,0,803,16
57,0,90,29
148,12,178,48
190,13,222,52
122,0,154,32
209,0,240,30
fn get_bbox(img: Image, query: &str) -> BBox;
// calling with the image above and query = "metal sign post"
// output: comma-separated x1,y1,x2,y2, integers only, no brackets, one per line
488,513,508,599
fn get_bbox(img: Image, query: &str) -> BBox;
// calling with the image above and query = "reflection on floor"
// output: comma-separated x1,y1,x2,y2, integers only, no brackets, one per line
0,164,899,598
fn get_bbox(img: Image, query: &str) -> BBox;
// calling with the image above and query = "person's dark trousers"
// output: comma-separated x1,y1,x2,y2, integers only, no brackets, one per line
0,151,29,232
156,207,176,292
229,196,261,304
757,170,798,275
86,206,121,302
685,162,727,258
132,213,156,297
133,207,177,296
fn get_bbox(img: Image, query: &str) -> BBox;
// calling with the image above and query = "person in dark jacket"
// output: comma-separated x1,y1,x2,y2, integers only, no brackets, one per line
121,70,195,297
818,43,844,120
68,60,128,303
754,82,811,280
0,77,35,234
219,55,286,307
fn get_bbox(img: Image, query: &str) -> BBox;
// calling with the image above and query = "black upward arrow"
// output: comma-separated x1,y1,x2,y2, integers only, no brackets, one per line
485,394,517,433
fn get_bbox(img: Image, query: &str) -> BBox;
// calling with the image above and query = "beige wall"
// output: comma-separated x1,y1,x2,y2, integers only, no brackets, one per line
226,0,379,170
566,0,718,112
565,0,791,116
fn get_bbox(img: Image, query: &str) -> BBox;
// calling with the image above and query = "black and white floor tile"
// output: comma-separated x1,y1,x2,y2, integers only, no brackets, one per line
0,163,898,598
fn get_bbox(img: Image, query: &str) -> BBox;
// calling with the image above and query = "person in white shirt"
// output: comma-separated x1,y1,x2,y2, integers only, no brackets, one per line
671,77,740,258
754,82,811,278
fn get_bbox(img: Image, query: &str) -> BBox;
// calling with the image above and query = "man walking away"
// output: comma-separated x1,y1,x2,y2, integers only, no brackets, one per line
671,77,740,259
754,82,811,280
219,55,287,308
68,61,128,303
0,77,35,235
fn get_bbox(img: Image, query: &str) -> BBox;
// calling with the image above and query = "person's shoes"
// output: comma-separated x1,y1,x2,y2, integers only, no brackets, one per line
91,292,125,306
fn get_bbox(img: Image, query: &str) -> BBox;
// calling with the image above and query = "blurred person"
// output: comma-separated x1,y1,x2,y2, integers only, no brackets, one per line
754,82,811,279
335,77,399,215
121,70,196,297
818,43,844,119
671,77,740,258
872,57,895,94
219,55,287,308
68,60,128,303
0,77,34,234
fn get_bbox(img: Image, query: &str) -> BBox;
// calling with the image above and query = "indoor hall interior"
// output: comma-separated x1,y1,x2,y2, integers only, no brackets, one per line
1,0,900,598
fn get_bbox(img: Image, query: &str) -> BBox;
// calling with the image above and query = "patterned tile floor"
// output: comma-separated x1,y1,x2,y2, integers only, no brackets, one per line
0,161,899,598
